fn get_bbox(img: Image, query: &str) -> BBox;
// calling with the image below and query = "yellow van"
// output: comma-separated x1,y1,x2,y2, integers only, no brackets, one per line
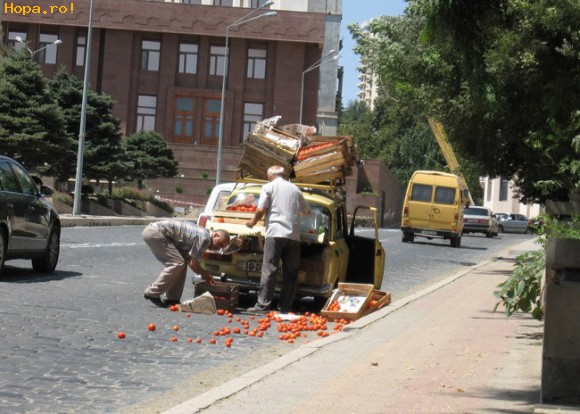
401,170,469,248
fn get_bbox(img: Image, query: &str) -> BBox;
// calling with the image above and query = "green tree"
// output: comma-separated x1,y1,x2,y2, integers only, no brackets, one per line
122,131,179,189
408,0,580,203
0,49,67,174
47,68,123,184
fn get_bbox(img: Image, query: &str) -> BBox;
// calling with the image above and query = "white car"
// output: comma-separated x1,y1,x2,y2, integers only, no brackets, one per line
462,206,498,238
196,182,238,228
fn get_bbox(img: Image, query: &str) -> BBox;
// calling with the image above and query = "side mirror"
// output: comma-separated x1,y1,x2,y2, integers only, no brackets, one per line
40,185,54,196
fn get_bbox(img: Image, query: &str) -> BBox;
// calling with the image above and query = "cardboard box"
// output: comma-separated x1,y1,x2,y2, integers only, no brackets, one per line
320,283,374,321
194,281,239,312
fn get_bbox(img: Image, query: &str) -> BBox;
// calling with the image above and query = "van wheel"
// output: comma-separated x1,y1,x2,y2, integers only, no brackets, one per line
450,236,461,248
402,233,414,243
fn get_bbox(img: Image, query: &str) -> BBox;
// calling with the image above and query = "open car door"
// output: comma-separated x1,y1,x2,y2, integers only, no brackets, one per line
344,206,385,288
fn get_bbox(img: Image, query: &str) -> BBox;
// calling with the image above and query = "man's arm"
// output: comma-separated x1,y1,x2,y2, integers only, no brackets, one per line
188,257,216,285
246,207,266,228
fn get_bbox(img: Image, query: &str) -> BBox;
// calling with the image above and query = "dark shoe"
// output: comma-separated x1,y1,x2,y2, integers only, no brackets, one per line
144,294,165,308
162,299,181,307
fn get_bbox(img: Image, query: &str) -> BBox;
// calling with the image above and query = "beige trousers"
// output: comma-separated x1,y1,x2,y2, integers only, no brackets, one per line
142,224,188,301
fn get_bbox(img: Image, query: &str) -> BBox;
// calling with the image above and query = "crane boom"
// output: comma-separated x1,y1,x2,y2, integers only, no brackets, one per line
427,117,474,205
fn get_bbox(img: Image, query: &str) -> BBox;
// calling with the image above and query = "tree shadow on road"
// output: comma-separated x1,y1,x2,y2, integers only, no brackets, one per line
0,266,82,283
456,386,541,413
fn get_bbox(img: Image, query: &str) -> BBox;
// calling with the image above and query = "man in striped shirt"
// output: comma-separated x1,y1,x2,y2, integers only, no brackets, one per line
246,165,311,313
143,220,230,307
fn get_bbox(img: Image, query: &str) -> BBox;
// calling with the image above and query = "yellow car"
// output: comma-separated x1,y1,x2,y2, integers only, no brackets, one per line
200,181,385,309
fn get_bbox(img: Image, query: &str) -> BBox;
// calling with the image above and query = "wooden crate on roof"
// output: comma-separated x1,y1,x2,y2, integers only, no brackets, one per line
238,132,296,180
309,135,356,170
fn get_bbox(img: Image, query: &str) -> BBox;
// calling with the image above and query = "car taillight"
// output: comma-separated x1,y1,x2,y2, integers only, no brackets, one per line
198,216,208,228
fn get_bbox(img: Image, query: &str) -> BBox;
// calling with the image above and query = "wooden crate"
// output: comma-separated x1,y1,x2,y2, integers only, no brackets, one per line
320,283,374,321
194,281,239,312
362,289,392,316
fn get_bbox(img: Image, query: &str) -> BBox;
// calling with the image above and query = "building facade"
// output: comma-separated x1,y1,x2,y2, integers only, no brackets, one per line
355,20,378,110
480,175,542,218
2,0,342,203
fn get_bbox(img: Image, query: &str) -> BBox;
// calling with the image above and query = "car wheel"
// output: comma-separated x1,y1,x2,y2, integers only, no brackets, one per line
32,226,60,273
0,230,5,276
485,231,493,238
450,235,461,248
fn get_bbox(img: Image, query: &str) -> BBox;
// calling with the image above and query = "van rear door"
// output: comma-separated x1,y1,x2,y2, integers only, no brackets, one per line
429,181,458,231
406,183,434,229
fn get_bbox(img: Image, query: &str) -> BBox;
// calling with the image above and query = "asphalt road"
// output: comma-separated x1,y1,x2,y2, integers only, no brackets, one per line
0,226,534,413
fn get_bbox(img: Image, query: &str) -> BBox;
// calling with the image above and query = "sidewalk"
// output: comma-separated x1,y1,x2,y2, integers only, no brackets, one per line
59,214,163,227
161,239,573,414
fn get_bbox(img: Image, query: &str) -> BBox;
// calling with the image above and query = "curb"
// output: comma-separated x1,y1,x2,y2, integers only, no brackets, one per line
162,238,540,414
59,215,170,228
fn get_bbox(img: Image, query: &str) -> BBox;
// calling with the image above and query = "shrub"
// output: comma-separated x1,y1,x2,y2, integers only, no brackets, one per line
494,214,580,321
52,191,73,206
111,186,153,201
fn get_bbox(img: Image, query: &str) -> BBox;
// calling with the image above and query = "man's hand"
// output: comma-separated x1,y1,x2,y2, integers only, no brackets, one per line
203,272,216,285
246,219,256,228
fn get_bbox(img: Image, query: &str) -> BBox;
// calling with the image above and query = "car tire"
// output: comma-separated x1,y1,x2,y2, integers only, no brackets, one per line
485,231,493,238
450,235,461,248
0,230,5,276
32,226,60,273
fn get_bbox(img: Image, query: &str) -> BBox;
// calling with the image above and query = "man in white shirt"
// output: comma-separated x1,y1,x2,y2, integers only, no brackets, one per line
246,166,311,312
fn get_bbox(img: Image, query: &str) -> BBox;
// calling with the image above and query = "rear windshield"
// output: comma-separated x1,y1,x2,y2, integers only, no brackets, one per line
434,187,456,205
465,207,489,216
410,184,432,202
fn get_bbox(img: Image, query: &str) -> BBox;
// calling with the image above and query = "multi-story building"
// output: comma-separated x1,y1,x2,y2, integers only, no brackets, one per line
356,20,378,110
2,0,342,204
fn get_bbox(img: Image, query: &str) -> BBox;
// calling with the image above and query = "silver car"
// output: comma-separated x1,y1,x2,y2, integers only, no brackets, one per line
495,213,530,234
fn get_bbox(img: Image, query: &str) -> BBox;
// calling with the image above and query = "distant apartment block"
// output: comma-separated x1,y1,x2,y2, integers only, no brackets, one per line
355,19,378,109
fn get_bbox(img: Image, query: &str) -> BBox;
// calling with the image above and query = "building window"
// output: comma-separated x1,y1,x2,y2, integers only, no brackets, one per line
8,31,26,50
213,0,233,5
75,34,86,67
136,95,157,132
247,47,266,79
243,103,263,137
141,40,160,71
250,0,270,7
181,0,202,4
38,33,60,64
202,99,221,145
174,97,196,143
178,43,198,74
209,46,227,76
499,177,509,201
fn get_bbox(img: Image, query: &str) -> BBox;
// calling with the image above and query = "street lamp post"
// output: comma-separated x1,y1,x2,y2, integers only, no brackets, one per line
215,1,277,186
15,36,63,57
299,49,339,125
72,0,95,215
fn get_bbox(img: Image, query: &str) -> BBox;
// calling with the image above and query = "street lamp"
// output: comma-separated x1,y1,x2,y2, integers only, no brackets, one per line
15,36,63,57
72,0,95,216
299,49,340,125
215,1,277,185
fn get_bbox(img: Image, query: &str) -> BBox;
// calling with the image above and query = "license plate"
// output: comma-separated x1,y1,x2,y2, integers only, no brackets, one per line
237,261,262,272
420,230,437,236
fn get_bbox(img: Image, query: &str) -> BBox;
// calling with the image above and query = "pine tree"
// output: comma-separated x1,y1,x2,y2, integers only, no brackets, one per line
0,49,67,174
122,131,179,189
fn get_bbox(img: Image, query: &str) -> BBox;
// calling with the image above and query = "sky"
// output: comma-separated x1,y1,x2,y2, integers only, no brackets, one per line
340,0,407,105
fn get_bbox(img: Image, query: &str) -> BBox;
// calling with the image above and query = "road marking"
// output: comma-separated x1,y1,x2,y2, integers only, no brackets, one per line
61,242,142,249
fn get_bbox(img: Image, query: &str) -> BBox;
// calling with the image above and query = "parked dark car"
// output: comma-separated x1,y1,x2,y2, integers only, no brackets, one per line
0,155,60,274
